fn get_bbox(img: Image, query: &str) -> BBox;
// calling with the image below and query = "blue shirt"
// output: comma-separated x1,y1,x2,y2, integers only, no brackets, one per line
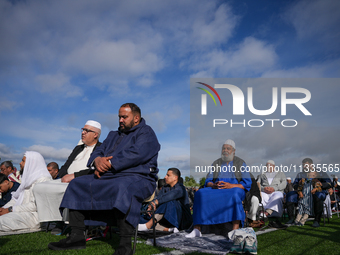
0,182,20,207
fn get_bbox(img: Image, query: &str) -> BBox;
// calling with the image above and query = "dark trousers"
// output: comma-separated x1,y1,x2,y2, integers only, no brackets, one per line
287,193,324,223
69,209,134,254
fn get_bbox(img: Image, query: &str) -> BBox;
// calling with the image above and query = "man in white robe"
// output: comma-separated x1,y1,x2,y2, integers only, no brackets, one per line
0,151,51,233
33,120,102,223
257,160,287,229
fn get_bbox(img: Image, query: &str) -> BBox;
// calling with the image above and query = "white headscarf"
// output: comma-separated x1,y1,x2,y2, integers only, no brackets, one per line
11,151,51,206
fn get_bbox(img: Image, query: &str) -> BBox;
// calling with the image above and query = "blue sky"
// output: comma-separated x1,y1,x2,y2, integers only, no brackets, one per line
0,0,339,179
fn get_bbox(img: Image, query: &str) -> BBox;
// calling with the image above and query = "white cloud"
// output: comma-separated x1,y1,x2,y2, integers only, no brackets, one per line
262,59,340,78
35,73,83,97
190,37,278,77
26,145,72,161
0,143,22,165
0,98,17,112
284,0,340,51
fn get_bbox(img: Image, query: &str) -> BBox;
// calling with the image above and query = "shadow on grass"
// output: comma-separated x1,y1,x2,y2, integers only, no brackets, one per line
0,237,10,247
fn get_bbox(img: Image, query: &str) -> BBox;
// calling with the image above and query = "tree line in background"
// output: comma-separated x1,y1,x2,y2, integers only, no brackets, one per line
183,176,206,188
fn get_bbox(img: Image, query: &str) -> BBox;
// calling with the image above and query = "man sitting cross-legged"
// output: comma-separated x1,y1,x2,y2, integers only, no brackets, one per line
138,168,193,232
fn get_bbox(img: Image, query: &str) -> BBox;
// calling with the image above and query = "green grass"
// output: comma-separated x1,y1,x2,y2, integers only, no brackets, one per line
1,217,340,254
257,216,340,255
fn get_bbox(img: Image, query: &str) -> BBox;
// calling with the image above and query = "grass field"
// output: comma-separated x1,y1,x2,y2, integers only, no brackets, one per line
1,216,340,255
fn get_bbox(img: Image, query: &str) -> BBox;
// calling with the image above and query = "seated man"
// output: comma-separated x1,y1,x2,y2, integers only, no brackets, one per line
186,139,251,238
47,162,59,179
0,161,21,183
0,151,52,232
48,103,160,255
33,120,102,223
286,158,332,227
0,173,20,207
328,188,340,211
257,160,287,229
138,168,193,232
284,177,294,194
244,173,262,228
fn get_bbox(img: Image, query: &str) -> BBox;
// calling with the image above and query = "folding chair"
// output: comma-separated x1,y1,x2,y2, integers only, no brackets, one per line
132,191,157,254
333,186,340,218
323,202,330,226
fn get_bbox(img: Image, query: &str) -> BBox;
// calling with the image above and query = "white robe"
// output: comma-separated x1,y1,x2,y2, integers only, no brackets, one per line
33,179,69,222
0,176,51,232
33,145,96,222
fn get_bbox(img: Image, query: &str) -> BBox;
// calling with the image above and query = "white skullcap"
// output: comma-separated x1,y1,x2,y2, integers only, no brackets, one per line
287,177,291,180
85,120,101,130
224,139,235,149
267,160,275,165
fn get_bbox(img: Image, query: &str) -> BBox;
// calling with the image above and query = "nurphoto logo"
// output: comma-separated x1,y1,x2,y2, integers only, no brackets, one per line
196,82,312,128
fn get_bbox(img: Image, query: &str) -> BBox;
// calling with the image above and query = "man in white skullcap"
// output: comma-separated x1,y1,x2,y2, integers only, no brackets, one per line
186,139,252,238
33,120,102,228
257,160,287,229
284,177,294,194
0,151,52,232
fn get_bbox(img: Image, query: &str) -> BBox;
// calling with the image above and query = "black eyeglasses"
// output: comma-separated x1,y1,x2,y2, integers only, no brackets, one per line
81,128,96,133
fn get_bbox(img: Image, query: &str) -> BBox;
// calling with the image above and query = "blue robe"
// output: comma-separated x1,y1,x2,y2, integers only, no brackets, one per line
60,118,160,227
193,160,251,227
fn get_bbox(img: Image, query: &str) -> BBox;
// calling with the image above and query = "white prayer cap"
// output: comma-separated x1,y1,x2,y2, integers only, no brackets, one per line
267,160,275,165
85,120,101,130
224,139,235,149
287,177,291,180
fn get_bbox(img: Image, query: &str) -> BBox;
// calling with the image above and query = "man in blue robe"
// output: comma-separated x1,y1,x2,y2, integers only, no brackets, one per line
186,139,252,238
138,168,193,232
48,103,160,255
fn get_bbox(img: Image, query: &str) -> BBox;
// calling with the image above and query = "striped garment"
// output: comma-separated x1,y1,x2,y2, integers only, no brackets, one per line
298,179,314,215
8,170,21,184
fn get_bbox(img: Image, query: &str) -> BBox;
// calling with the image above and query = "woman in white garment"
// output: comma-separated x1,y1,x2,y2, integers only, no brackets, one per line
0,151,52,232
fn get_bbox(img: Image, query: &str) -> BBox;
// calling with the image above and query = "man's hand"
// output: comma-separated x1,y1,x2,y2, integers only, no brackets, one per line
207,182,219,189
0,208,9,216
94,156,113,178
61,174,75,183
264,187,275,194
298,192,304,198
147,200,158,216
216,181,234,189
311,188,317,194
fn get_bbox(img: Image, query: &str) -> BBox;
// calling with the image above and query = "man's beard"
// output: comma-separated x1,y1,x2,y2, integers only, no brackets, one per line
221,152,234,162
119,120,134,133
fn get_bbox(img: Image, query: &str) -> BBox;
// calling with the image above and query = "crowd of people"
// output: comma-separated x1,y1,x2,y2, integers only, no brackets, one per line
0,103,338,254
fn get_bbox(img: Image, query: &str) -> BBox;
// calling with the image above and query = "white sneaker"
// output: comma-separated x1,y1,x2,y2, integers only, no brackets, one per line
137,224,149,232
185,228,202,238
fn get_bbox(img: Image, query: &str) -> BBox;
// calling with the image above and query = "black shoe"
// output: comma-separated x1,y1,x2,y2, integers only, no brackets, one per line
286,219,294,224
294,222,303,227
113,245,133,255
268,220,288,230
312,221,320,228
48,233,86,250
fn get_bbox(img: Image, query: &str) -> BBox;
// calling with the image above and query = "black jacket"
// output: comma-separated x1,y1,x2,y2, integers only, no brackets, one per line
58,141,102,178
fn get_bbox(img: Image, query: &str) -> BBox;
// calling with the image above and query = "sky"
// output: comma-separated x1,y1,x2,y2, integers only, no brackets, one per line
0,0,339,180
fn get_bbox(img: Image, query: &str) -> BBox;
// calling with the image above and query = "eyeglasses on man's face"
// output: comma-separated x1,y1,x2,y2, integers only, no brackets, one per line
81,128,96,134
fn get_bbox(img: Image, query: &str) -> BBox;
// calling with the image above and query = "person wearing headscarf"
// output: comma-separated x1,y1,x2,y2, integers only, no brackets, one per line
0,151,52,232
